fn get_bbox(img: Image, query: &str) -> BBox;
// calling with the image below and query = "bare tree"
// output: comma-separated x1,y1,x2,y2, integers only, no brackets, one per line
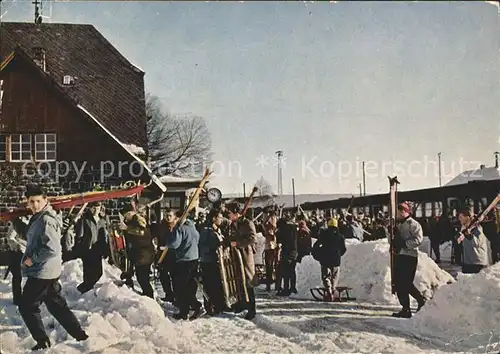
146,94,212,176
255,176,276,197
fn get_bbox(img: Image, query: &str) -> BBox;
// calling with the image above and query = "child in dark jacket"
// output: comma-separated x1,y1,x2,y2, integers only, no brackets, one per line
198,209,225,315
312,218,346,301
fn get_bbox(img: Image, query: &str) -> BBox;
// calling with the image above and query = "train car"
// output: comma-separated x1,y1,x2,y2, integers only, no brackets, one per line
297,179,500,222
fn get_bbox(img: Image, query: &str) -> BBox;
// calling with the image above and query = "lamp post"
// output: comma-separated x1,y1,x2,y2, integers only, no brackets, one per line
438,152,442,187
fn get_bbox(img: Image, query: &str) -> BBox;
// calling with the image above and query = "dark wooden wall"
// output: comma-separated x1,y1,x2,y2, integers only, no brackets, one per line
1,57,131,163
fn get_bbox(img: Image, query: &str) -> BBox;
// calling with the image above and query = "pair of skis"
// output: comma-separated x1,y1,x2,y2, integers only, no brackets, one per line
0,183,146,222
456,194,500,243
157,168,212,264
388,176,399,295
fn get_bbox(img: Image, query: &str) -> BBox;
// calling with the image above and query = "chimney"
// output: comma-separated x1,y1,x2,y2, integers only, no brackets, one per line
480,164,485,170
495,152,499,168
32,47,46,72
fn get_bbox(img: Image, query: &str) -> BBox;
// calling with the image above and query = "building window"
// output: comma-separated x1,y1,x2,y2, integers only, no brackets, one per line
0,134,6,161
479,197,488,213
415,204,423,218
162,196,182,209
425,202,433,217
11,134,32,161
35,133,56,161
434,201,443,216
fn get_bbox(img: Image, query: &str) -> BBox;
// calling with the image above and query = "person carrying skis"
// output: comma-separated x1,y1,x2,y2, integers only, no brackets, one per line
391,202,426,318
198,208,226,315
342,214,364,241
166,212,205,320
276,213,298,296
456,207,489,274
297,219,312,262
312,217,346,301
121,198,155,298
155,209,177,303
73,202,107,294
262,210,278,292
227,204,258,320
11,184,88,350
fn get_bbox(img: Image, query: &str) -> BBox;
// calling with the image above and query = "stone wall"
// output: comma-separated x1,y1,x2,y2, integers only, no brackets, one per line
0,161,143,251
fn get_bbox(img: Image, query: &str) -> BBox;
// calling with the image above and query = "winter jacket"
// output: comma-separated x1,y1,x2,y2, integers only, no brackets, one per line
343,221,364,241
230,218,258,287
482,221,499,245
460,225,489,266
297,221,312,259
167,219,200,262
124,211,155,266
12,205,62,279
372,225,388,241
277,221,298,261
74,211,102,253
394,216,423,258
263,215,278,250
198,226,223,263
313,227,346,267
157,219,171,249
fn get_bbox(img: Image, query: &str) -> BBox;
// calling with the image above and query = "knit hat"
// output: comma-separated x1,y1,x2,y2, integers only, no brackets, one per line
327,218,338,228
397,202,410,214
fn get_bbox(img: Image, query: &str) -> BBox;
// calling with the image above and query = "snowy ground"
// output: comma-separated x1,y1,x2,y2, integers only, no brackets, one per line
1,250,499,353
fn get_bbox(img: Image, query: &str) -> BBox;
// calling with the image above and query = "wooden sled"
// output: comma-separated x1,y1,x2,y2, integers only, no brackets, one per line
310,286,356,302
218,246,249,308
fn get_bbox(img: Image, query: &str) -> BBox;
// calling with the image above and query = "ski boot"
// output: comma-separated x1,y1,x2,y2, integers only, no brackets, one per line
416,298,426,312
391,309,412,318
31,339,51,350
189,307,207,321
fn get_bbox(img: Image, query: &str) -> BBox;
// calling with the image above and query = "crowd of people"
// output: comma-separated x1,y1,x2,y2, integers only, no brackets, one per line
3,183,500,349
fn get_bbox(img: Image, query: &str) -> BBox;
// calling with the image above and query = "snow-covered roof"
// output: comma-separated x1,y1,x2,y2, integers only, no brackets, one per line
130,61,145,73
77,104,166,193
445,166,500,186
122,143,145,156
158,175,203,184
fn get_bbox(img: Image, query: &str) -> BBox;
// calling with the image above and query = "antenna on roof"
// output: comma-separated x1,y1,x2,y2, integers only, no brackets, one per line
33,0,42,24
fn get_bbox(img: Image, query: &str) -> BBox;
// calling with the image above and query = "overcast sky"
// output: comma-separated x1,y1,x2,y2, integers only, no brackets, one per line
2,1,499,195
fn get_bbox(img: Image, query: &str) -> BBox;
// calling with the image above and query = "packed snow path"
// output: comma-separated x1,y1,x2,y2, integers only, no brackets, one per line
254,290,451,354
0,278,449,354
1,258,499,353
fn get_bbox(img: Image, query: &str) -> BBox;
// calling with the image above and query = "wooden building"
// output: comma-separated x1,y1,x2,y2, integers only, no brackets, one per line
0,22,166,251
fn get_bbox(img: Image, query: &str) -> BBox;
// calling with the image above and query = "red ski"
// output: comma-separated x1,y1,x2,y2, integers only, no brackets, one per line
0,184,145,222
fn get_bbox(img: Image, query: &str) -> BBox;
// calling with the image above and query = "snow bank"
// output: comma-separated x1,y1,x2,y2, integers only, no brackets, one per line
440,241,452,262
404,262,500,351
0,260,204,353
295,239,454,305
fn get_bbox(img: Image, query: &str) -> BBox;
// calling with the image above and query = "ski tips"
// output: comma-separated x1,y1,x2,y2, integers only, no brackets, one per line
388,176,400,184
